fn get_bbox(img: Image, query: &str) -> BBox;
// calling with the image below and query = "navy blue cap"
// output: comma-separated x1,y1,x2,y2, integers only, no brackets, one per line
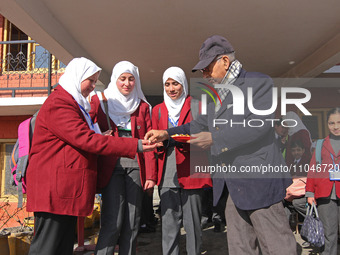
192,35,234,72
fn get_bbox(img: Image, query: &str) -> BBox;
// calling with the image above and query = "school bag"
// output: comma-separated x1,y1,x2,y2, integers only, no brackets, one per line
314,138,324,165
9,111,39,208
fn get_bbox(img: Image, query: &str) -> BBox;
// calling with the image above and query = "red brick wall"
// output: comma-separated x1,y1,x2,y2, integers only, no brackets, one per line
0,73,62,98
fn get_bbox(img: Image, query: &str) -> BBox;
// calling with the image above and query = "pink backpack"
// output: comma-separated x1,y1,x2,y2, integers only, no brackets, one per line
10,112,38,208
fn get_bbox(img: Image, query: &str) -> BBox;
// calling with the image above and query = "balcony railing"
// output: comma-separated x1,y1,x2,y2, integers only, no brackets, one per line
0,40,64,97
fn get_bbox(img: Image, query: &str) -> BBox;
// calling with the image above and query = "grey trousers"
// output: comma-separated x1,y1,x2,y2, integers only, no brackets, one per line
95,168,143,255
226,196,297,255
160,187,203,255
284,196,308,219
317,198,340,255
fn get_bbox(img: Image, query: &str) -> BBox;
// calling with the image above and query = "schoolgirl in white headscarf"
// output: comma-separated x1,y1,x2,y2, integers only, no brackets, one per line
100,61,149,129
26,57,145,255
152,66,211,255
162,66,188,126
91,60,156,255
59,57,101,130
59,57,101,112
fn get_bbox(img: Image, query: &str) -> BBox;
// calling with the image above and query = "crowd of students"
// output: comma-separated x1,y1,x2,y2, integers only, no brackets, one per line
24,34,340,255
278,109,340,255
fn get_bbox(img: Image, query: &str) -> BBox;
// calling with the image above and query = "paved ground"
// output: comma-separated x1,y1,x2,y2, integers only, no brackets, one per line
74,221,327,255
135,223,326,255
74,188,336,255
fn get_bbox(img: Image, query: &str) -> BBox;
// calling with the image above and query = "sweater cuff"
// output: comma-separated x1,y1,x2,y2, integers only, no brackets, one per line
137,139,143,152
305,191,314,198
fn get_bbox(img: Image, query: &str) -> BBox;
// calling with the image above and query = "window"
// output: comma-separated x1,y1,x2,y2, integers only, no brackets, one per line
2,19,66,73
34,44,49,69
300,109,331,140
0,143,16,197
3,20,29,71
33,43,66,71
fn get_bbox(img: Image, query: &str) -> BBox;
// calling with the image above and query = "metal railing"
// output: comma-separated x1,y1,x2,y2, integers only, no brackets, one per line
0,40,65,97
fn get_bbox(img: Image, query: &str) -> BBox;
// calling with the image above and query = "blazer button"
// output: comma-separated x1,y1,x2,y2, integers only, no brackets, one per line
137,125,141,129
221,163,226,167
216,127,219,130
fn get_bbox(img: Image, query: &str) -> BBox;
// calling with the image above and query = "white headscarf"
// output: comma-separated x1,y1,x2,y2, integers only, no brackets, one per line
59,57,101,112
103,61,149,128
59,57,101,129
162,67,188,124
284,111,311,137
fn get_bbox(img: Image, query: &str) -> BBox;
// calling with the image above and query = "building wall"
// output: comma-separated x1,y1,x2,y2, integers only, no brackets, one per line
0,116,31,139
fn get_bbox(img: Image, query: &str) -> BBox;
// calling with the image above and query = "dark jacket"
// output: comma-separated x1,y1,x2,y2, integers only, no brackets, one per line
167,69,292,210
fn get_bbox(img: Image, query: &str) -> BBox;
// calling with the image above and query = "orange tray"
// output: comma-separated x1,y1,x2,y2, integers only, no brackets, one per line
171,135,190,142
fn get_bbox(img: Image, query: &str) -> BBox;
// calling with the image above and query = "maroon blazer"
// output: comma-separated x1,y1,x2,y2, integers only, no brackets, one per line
152,96,212,189
26,86,138,217
306,136,340,199
89,94,157,189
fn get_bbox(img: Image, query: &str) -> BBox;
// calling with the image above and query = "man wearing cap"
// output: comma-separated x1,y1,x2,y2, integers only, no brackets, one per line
145,35,297,254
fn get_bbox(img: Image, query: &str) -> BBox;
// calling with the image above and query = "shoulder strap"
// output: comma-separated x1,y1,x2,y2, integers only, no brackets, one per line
101,92,112,130
315,139,325,165
10,140,19,171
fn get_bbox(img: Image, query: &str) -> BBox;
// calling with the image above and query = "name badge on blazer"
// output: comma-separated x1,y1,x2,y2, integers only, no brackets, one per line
329,164,340,181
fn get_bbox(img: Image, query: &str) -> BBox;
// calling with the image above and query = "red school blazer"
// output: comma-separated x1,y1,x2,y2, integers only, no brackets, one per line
152,96,212,189
306,136,340,199
89,94,157,188
26,86,138,217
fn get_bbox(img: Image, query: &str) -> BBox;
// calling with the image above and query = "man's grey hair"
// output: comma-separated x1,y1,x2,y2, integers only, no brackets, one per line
217,52,236,63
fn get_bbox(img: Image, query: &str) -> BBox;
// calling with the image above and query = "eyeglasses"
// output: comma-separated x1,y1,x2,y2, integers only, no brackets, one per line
200,56,223,73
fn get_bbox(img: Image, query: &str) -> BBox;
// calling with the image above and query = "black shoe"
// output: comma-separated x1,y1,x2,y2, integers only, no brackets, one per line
139,224,156,233
201,216,211,229
149,216,159,226
289,211,297,230
213,222,221,232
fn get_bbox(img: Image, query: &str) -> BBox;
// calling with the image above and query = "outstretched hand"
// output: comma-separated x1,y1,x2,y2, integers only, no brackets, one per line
188,132,213,150
144,130,169,144
141,139,159,152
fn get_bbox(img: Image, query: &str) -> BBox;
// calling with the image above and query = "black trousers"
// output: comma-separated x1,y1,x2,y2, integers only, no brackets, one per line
28,212,77,255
